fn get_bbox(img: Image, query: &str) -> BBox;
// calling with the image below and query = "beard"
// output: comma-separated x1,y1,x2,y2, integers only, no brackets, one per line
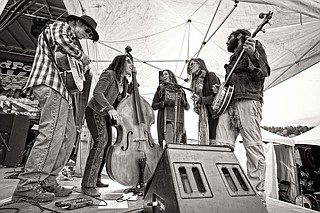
227,38,238,53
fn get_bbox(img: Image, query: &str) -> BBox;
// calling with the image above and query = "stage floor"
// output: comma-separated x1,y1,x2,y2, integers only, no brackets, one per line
0,166,318,213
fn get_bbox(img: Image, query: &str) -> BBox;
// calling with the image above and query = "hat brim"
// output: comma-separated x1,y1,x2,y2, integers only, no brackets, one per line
66,15,99,41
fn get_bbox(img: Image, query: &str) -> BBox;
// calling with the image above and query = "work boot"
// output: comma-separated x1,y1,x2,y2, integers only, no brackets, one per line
12,187,55,202
81,187,101,197
42,183,72,197
96,179,109,188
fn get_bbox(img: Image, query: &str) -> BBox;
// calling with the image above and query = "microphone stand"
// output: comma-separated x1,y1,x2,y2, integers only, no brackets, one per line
162,81,192,92
162,82,190,144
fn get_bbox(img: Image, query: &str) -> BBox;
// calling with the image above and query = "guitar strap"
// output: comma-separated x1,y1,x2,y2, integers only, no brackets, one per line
42,27,76,97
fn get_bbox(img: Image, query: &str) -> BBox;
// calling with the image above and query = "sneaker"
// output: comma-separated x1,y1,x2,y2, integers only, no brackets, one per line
81,187,101,197
42,183,72,197
12,187,55,202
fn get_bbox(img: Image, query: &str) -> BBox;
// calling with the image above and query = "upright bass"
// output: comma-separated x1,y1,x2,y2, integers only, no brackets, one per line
106,46,163,187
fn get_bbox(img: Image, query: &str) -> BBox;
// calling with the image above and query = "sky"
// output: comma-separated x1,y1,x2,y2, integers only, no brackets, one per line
262,62,320,127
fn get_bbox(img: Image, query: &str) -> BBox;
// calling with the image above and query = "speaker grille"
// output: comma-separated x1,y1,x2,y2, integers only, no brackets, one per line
173,162,213,199
217,163,255,196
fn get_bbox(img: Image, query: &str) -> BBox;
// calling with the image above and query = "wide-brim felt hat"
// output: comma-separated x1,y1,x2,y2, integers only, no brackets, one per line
66,14,99,41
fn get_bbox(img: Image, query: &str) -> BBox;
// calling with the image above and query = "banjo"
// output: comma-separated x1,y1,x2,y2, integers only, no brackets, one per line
211,11,273,118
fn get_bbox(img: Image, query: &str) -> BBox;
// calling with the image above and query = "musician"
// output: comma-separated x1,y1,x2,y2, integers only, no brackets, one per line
152,69,190,148
187,58,220,143
212,29,271,206
12,15,99,202
81,54,133,197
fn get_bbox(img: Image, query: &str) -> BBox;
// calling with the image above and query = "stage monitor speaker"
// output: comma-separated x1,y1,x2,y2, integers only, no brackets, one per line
143,143,267,213
0,113,30,167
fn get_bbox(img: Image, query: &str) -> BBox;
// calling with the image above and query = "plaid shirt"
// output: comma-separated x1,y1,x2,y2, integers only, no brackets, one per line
24,21,84,103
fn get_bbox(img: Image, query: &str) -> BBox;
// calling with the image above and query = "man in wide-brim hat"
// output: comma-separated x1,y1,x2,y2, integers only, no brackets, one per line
12,14,99,203
66,14,99,41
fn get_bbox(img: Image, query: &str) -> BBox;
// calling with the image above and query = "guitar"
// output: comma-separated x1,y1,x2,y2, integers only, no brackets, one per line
55,52,86,93
211,11,273,118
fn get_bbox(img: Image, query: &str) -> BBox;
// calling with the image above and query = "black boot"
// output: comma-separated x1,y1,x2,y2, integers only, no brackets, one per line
96,179,109,187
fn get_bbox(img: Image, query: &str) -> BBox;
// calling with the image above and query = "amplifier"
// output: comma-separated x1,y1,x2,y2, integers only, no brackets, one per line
0,113,30,167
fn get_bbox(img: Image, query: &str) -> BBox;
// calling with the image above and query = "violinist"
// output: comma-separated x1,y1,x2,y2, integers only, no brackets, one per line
187,58,220,144
81,54,133,197
152,69,190,148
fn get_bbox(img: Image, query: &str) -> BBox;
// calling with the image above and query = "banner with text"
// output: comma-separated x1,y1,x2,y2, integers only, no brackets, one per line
0,58,39,120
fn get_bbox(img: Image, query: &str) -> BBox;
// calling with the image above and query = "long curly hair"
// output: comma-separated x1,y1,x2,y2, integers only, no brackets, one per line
187,58,209,90
186,58,209,75
105,54,130,80
161,69,178,84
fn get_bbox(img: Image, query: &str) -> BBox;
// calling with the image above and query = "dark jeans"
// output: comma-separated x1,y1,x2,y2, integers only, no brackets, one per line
81,107,112,188
208,117,219,140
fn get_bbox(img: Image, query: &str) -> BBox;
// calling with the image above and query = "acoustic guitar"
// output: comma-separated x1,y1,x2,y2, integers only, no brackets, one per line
211,11,273,118
55,52,85,93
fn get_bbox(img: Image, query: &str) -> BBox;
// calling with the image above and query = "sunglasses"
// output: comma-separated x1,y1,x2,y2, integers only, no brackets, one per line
84,28,93,38
189,62,199,67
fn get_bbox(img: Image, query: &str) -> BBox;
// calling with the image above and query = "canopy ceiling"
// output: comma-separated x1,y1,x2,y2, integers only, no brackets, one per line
63,0,320,98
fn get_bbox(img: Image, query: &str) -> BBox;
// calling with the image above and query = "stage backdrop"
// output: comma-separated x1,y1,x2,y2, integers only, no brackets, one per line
0,58,40,120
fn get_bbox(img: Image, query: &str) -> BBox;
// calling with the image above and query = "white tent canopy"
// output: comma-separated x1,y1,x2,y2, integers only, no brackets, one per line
294,125,320,145
236,128,295,146
63,0,320,92
260,129,295,146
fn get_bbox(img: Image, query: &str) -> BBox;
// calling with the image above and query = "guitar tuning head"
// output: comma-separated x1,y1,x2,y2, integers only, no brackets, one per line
268,21,273,26
261,29,266,33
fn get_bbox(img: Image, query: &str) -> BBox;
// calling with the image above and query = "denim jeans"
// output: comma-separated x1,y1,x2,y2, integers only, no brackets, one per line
16,85,76,191
213,99,266,204
81,107,112,188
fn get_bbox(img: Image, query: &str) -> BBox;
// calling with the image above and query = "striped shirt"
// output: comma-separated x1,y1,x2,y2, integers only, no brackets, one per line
24,21,84,103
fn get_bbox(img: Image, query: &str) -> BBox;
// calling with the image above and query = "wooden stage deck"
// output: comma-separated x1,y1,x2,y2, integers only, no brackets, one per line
0,166,318,213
